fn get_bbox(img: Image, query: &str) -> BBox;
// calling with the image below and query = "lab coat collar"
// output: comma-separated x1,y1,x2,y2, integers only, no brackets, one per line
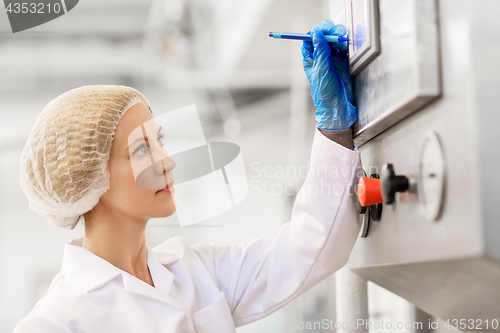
61,237,121,293
149,244,180,266
61,237,180,295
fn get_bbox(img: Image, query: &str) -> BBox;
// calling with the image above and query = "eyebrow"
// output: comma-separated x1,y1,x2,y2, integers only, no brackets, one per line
124,126,162,152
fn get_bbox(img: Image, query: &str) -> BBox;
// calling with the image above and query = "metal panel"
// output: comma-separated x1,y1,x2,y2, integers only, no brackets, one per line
341,0,500,328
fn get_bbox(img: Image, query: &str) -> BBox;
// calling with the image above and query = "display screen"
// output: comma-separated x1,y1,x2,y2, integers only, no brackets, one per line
352,0,368,53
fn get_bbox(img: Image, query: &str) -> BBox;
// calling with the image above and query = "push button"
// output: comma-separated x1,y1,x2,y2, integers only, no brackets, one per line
357,176,383,207
355,173,383,224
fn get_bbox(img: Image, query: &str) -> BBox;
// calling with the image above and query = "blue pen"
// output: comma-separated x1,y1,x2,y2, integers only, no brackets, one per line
269,32,349,43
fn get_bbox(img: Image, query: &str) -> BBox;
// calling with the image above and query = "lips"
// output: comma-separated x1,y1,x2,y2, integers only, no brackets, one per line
156,181,175,193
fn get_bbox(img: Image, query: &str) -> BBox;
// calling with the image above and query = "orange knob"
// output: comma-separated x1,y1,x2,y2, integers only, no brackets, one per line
357,177,384,207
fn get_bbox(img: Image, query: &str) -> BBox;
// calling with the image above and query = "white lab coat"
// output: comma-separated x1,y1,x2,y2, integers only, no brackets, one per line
13,129,362,333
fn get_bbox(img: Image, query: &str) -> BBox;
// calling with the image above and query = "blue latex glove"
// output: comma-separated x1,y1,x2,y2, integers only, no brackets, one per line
302,19,357,130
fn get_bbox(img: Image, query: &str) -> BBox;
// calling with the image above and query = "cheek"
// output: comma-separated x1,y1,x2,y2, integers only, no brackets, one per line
107,159,152,204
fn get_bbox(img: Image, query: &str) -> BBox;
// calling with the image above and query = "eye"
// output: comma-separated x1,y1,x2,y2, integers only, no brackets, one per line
158,133,165,146
132,144,147,156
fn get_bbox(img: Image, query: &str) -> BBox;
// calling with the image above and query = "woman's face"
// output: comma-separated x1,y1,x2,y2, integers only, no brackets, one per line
98,103,176,220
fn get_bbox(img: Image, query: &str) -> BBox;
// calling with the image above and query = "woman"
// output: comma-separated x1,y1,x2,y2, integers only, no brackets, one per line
14,20,361,333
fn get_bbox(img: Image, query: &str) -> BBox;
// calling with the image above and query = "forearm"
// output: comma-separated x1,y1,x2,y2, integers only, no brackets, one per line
317,127,354,150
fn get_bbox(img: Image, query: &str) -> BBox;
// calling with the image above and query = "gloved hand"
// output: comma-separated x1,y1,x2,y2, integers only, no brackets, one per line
302,19,357,130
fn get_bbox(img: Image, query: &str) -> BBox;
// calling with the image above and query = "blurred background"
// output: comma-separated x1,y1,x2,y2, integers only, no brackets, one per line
0,0,326,331
0,0,484,332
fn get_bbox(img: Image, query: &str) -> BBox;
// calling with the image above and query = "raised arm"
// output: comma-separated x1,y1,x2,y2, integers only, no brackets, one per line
192,128,361,326
192,18,360,327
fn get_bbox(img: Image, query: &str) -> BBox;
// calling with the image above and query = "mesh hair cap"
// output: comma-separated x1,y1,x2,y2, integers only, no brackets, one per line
20,85,152,230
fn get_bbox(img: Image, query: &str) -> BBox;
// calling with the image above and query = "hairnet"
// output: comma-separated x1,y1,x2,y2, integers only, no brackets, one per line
20,85,152,230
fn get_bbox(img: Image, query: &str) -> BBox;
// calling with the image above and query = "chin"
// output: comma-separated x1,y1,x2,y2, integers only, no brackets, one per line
156,205,176,218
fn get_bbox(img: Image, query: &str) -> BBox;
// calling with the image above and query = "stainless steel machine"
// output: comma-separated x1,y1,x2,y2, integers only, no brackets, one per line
330,0,500,330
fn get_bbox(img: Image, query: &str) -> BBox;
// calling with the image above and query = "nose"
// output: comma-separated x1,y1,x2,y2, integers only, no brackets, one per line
157,156,176,174
152,145,176,175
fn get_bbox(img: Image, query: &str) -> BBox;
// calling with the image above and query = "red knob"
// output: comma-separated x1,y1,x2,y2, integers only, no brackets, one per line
357,177,384,207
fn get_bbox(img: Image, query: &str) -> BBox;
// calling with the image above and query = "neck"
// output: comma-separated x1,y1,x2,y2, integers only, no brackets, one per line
82,203,152,285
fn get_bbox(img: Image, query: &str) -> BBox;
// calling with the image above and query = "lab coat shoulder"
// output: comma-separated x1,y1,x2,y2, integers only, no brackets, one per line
13,315,72,333
12,272,75,333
